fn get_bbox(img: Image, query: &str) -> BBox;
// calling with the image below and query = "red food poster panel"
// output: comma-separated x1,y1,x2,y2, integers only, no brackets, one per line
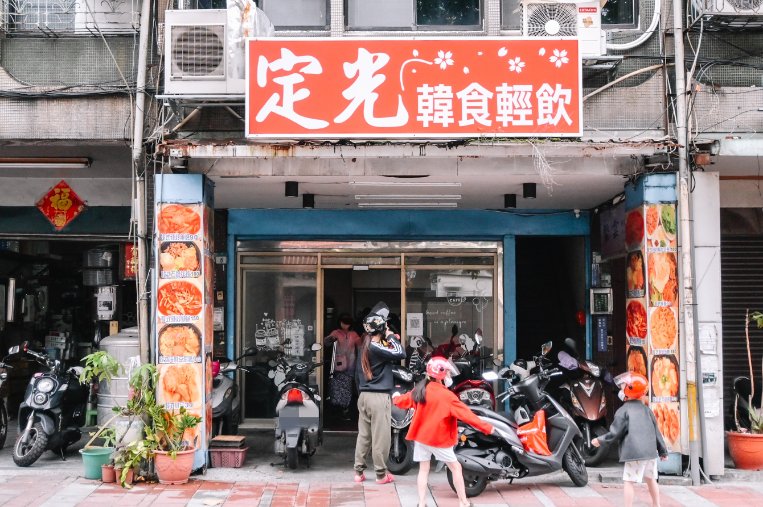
247,38,582,138
36,180,86,231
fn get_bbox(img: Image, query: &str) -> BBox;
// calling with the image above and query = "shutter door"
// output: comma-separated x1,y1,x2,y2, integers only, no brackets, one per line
721,235,763,427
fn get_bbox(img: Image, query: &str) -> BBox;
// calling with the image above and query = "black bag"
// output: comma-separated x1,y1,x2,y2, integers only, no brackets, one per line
328,371,354,409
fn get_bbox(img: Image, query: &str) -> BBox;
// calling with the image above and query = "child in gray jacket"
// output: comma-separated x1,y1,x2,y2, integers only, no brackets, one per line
592,372,668,507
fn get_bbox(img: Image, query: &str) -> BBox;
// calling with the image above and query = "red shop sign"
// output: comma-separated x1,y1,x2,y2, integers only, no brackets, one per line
246,38,581,139
36,180,86,231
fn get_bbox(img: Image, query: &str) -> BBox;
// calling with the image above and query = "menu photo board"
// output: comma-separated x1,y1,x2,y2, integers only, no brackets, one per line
624,203,681,452
153,175,214,469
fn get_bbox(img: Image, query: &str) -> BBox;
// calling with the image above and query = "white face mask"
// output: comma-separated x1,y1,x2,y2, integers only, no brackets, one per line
444,376,453,388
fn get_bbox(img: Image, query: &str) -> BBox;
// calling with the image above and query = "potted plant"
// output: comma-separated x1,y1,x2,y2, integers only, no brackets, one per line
78,351,121,480
113,438,152,487
727,310,763,470
145,405,202,485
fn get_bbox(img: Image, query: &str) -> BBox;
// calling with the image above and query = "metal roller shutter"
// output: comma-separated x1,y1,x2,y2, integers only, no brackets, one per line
721,235,763,428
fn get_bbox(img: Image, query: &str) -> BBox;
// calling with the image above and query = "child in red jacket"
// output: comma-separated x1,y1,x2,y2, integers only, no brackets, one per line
393,357,493,507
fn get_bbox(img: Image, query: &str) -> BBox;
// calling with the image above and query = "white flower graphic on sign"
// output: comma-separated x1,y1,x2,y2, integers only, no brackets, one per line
434,50,454,70
508,57,526,73
549,49,569,68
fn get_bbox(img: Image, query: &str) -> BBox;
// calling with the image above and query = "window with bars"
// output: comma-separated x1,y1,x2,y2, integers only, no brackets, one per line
346,0,481,30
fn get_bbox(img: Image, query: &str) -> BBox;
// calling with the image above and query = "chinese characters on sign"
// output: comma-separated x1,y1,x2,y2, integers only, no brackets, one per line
246,39,581,138
36,180,86,231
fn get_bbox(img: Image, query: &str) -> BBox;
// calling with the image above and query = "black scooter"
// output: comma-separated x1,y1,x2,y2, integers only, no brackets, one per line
387,356,427,475
269,342,324,469
0,355,11,449
450,342,588,497
11,342,88,466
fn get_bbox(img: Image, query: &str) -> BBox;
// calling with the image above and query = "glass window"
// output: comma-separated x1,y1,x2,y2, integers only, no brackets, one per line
257,0,329,29
6,0,76,32
500,0,522,31
406,255,493,266
602,0,638,28
241,269,317,418
405,267,495,365
347,0,481,30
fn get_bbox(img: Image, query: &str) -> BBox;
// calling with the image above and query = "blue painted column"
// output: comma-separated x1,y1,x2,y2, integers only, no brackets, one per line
503,234,516,365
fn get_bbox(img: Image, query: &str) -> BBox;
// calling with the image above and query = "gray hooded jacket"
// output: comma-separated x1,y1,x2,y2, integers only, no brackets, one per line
598,399,669,462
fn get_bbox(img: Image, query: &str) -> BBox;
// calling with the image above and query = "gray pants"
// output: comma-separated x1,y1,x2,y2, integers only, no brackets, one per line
354,391,391,478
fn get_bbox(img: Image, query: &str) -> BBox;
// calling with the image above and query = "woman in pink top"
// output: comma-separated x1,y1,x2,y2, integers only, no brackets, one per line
326,313,362,415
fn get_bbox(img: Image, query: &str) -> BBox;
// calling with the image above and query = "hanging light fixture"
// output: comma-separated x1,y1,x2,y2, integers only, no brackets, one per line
285,181,298,197
504,193,517,209
523,183,537,199
303,193,315,208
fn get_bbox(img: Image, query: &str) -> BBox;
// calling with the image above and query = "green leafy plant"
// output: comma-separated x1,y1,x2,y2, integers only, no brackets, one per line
744,310,763,434
79,351,122,385
113,439,152,488
145,405,202,458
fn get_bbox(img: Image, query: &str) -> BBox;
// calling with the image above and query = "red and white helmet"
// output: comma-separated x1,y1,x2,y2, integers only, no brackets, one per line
614,372,648,400
426,357,459,381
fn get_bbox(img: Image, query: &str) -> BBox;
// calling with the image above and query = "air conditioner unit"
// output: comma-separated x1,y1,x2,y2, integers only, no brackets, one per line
522,0,606,57
164,9,245,96
688,0,763,30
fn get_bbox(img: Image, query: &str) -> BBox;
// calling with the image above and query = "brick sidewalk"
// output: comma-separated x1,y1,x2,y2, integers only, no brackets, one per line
2,475,763,507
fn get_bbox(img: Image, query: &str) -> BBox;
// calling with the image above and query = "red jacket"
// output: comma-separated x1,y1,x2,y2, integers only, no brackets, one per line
394,381,493,448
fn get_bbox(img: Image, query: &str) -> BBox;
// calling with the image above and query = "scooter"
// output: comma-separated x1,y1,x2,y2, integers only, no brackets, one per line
0,356,11,449
451,330,495,409
11,342,88,467
449,342,587,498
210,347,257,436
551,338,613,466
269,342,324,469
388,338,429,475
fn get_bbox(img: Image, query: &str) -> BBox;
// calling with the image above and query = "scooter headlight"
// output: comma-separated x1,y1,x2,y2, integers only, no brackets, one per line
34,393,47,405
36,378,55,393
223,387,233,400
571,393,584,411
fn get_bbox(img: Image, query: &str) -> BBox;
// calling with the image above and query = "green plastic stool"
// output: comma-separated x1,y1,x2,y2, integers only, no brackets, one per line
86,408,98,427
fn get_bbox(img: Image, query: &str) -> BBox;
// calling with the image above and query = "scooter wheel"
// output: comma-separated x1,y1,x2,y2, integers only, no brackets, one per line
387,435,414,475
563,445,589,487
286,447,299,469
0,402,7,449
447,467,487,498
13,422,48,467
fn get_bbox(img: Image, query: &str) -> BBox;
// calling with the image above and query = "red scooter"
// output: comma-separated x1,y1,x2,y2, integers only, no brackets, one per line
450,330,495,410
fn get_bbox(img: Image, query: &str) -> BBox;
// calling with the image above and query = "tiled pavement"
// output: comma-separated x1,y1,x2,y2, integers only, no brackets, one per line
2,474,763,507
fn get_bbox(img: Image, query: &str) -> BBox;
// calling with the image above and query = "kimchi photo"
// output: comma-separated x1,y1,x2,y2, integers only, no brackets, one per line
158,204,201,235
157,280,203,316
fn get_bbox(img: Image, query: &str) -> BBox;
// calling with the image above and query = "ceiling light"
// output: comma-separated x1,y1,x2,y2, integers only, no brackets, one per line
504,194,517,208
302,193,315,208
354,194,461,200
349,181,462,187
285,181,298,197
0,157,91,169
357,202,459,208
523,183,537,199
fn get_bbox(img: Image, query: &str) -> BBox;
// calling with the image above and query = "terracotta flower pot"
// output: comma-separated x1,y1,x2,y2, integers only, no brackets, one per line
114,467,134,486
154,449,195,485
101,464,116,483
727,431,763,470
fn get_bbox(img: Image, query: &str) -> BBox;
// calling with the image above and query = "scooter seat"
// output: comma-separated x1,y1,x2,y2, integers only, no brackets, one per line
469,405,518,428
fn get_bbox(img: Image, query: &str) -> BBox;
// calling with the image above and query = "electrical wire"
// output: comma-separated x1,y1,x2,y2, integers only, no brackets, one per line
583,64,669,101
606,0,661,51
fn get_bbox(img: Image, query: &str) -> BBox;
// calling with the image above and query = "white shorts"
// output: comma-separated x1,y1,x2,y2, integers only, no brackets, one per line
413,441,457,463
622,459,659,483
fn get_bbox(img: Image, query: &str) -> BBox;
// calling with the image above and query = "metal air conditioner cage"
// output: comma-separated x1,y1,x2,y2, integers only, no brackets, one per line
688,0,763,30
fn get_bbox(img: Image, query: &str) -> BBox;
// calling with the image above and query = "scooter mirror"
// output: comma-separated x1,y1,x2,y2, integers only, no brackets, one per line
541,341,553,356
474,330,483,345
267,369,276,379
242,347,257,357
268,360,277,368
310,343,322,352
8,345,19,355
482,370,500,381
458,334,467,345
493,357,503,367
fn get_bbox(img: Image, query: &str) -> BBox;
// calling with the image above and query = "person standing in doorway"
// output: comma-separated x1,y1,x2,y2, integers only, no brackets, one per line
326,313,362,418
354,301,406,484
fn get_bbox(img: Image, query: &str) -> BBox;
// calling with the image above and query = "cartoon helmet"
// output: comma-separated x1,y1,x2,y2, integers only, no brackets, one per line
614,372,648,400
426,357,459,381
363,301,390,335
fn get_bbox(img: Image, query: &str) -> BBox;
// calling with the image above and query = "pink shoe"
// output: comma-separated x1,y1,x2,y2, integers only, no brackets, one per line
354,473,366,483
375,473,395,484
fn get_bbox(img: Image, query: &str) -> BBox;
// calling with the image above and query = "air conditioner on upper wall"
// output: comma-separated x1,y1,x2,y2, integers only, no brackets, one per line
688,0,763,30
164,9,245,96
522,0,607,57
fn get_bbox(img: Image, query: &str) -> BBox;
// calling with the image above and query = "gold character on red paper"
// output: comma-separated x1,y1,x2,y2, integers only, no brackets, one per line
49,187,73,212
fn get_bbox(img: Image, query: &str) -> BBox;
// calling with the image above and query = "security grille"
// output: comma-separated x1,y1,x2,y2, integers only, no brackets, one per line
170,24,225,79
